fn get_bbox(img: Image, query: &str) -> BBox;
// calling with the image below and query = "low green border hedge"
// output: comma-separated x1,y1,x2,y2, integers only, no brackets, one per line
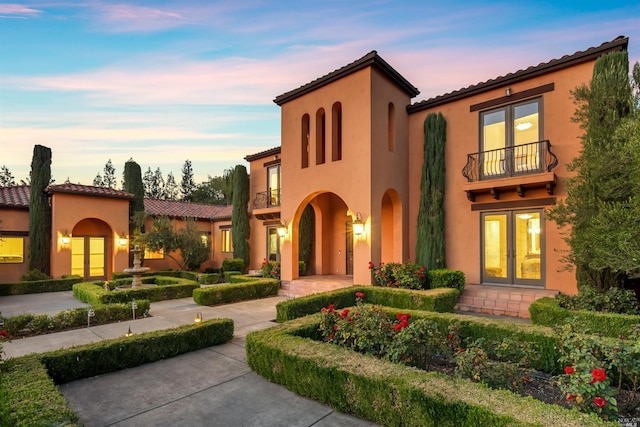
193,275,279,306
275,286,459,323
0,276,83,296
0,318,233,426
246,315,613,427
529,297,640,338
72,276,198,305
112,270,222,284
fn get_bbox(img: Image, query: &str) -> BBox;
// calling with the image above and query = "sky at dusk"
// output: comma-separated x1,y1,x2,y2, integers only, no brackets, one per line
1,1,639,186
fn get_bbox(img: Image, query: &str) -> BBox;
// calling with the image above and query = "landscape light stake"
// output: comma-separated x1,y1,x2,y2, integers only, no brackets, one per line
132,299,138,320
87,308,95,328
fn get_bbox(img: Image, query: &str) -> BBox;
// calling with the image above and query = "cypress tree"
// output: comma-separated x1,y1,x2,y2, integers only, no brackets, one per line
231,165,250,270
298,204,315,275
123,160,145,213
415,112,446,270
550,50,635,291
28,144,52,274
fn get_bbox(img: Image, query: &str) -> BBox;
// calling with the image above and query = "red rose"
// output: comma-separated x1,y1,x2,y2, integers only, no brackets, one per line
340,309,350,318
394,323,403,332
328,333,334,341
333,324,339,331
591,368,606,383
593,396,606,408
355,292,365,299
447,334,453,340
564,366,575,375
368,261,375,269
328,304,335,312
523,375,531,383
567,393,574,401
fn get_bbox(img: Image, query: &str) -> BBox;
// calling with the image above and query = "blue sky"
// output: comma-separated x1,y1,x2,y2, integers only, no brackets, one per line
1,1,639,186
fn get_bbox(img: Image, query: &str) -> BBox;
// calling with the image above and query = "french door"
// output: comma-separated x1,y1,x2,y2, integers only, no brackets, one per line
481,210,544,286
71,236,106,280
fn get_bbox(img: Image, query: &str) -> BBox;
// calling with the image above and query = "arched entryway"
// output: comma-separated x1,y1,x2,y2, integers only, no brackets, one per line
71,218,113,280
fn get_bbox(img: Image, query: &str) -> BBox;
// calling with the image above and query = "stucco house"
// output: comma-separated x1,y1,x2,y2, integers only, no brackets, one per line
0,184,232,283
245,36,629,315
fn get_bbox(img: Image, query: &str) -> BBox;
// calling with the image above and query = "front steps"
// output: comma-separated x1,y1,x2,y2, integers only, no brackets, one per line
456,284,558,319
279,275,353,298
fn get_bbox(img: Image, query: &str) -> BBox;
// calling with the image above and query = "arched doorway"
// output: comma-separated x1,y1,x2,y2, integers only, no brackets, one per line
71,218,113,280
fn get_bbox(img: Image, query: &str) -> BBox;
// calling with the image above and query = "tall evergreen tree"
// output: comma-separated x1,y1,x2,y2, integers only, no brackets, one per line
123,160,145,214
103,159,116,188
164,172,179,200
0,165,16,186
550,51,637,291
180,160,196,201
28,144,52,274
298,204,315,275
415,112,447,270
231,165,250,270
92,173,103,187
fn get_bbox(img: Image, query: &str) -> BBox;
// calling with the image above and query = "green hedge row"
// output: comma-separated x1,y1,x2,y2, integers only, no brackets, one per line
428,269,465,292
72,276,198,306
111,270,222,284
0,319,233,427
246,316,613,427
1,300,151,338
0,276,83,296
275,286,459,323
193,275,279,306
529,297,640,338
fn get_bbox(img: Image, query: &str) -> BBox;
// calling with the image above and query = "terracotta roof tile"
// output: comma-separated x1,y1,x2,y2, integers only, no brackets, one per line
407,36,629,113
244,146,281,162
45,183,135,200
274,50,419,106
0,185,30,208
144,199,233,221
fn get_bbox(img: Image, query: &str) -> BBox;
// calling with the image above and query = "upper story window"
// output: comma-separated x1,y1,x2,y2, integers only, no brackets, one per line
0,237,24,263
388,102,396,152
221,228,233,253
331,102,342,161
301,114,310,168
480,98,541,178
316,108,326,165
267,164,281,207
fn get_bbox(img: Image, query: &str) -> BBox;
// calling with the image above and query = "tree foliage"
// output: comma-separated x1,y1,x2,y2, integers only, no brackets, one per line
92,159,116,188
164,172,179,200
135,216,209,271
298,204,315,275
191,169,234,205
180,160,196,201
549,51,640,291
231,165,250,270
416,112,447,270
123,160,145,214
0,165,16,187
28,144,52,274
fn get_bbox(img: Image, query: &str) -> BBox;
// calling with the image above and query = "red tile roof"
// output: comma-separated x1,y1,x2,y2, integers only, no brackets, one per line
0,185,30,209
274,50,419,106
144,199,233,221
408,36,629,113
244,146,281,162
45,183,135,200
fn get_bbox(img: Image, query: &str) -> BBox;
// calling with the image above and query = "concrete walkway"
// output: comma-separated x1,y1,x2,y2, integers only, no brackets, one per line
0,293,377,427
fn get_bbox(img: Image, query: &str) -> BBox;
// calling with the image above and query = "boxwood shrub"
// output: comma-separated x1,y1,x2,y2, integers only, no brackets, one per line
246,316,613,427
0,318,233,426
193,275,279,306
530,297,640,338
428,269,465,292
222,258,245,272
275,286,459,323
0,275,83,296
73,276,198,306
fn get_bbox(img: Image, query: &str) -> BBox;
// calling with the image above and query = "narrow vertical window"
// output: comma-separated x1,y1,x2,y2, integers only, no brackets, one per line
301,114,310,168
316,108,326,165
332,102,342,161
388,102,395,152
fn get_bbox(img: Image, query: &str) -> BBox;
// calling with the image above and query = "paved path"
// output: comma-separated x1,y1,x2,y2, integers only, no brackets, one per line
0,293,377,427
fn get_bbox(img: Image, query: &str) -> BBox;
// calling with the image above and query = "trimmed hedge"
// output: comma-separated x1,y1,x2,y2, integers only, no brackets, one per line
112,270,222,285
0,356,79,427
2,301,151,338
275,286,459,323
222,258,245,272
246,316,613,427
428,269,465,292
0,276,83,296
193,275,279,306
0,319,233,426
73,276,198,306
529,297,640,338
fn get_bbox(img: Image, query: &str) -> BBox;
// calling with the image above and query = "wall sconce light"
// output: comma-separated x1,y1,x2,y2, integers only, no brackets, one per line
60,231,71,247
505,87,512,96
125,327,133,337
118,232,128,247
353,213,365,236
194,312,203,324
277,221,288,238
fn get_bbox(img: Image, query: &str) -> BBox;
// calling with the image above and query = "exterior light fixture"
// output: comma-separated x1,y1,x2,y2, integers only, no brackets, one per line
125,327,133,337
505,87,512,96
60,231,71,247
87,308,95,327
277,221,288,238
131,299,138,320
194,312,203,324
118,232,128,247
353,213,365,236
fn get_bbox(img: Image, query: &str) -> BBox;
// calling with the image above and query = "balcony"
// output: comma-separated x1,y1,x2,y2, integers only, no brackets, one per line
252,189,281,220
461,140,558,201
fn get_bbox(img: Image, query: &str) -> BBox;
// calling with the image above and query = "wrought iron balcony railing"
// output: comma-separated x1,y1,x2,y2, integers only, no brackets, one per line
253,188,281,209
462,140,558,182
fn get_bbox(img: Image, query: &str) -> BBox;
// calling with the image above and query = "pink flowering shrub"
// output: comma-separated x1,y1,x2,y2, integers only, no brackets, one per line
369,260,427,289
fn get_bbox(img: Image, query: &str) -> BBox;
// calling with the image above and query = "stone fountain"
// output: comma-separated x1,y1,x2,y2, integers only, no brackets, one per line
124,245,150,288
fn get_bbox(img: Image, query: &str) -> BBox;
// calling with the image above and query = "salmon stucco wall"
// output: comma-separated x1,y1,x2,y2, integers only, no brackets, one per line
0,208,30,282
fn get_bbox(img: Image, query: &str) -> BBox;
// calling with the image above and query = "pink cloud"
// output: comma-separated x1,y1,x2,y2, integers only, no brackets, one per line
89,2,185,33
0,3,42,17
